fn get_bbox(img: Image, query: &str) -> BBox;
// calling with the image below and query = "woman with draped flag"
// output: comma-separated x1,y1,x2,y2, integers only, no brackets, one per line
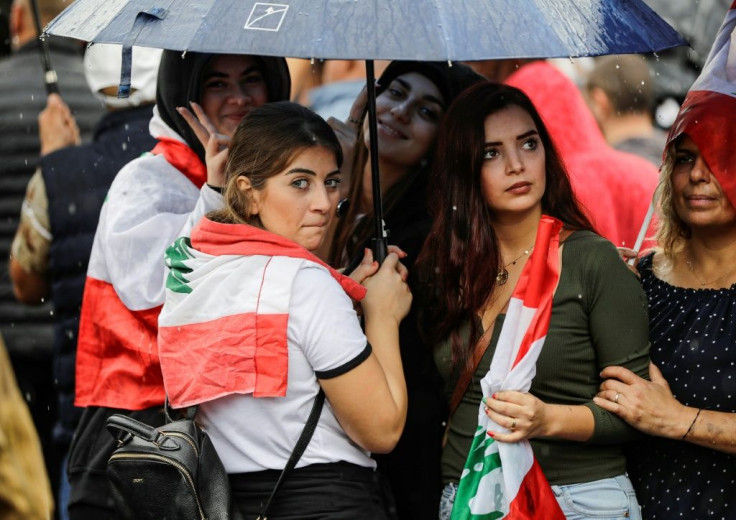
596,3,736,517
158,101,412,518
416,82,650,519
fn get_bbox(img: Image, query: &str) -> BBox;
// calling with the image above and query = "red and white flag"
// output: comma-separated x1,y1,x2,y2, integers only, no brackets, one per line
450,216,565,520
667,1,736,207
158,218,365,408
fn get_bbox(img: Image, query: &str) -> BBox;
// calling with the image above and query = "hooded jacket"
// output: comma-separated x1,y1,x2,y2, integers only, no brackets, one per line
76,52,290,409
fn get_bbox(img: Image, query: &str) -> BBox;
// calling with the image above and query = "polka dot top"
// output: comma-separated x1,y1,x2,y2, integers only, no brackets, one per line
627,253,736,519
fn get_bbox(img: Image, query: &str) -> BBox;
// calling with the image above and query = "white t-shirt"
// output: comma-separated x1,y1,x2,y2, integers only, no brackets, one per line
198,264,375,473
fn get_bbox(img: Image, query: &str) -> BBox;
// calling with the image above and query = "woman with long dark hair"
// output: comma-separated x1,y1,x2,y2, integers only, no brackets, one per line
416,82,650,519
327,60,484,518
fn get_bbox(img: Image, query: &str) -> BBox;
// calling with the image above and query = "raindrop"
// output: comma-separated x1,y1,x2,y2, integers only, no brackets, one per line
615,64,620,69
68,203,76,215
452,205,457,210
50,310,54,316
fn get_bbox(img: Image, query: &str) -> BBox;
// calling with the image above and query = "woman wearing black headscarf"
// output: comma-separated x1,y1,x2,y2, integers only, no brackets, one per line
328,61,485,519
67,51,289,520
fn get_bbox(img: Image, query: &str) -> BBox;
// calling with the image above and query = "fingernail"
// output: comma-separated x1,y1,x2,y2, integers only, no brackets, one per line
481,396,488,404
492,393,497,400
487,431,495,438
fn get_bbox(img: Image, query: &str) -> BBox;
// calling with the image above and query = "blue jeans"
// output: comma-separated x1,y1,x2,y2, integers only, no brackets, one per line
551,474,641,520
439,474,641,520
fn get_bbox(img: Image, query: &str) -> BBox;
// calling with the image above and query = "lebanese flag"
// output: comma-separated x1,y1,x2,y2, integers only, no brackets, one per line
666,1,736,207
158,218,366,408
75,138,212,409
450,216,565,520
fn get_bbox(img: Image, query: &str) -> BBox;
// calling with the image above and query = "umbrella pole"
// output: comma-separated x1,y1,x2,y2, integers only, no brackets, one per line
365,60,388,264
629,197,656,266
29,0,59,95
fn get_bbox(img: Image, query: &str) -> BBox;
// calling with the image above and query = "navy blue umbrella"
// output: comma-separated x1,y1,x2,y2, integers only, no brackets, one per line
44,0,687,261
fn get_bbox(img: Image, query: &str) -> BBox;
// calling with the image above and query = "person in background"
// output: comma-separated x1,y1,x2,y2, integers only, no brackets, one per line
585,54,668,167
595,7,736,516
416,82,649,519
158,101,411,519
327,60,485,519
0,0,104,511
67,50,290,519
9,43,162,520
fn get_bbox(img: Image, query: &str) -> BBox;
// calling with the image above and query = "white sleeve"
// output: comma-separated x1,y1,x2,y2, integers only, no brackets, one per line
95,155,222,310
287,266,370,377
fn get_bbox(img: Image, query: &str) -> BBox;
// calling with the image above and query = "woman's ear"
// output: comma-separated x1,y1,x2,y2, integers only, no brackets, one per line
236,176,258,215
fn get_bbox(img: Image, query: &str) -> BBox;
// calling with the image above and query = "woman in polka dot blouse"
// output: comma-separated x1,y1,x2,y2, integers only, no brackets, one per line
593,95,736,517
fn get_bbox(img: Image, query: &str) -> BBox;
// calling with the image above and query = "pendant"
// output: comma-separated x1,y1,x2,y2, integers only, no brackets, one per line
496,268,509,285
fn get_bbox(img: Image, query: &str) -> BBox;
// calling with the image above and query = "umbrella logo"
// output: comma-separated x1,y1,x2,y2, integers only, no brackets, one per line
244,3,289,32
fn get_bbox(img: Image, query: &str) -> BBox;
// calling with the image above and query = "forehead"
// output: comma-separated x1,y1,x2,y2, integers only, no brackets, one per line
675,134,698,151
483,105,537,138
384,72,444,104
205,55,259,76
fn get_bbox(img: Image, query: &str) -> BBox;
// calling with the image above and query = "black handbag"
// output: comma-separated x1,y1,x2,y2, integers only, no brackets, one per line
106,390,325,520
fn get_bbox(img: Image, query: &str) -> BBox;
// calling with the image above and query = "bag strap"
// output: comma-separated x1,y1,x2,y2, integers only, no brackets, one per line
448,322,495,419
257,389,325,520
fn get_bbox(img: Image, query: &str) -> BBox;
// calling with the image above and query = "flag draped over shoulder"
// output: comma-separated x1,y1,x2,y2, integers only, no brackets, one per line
158,217,365,408
667,1,736,207
450,216,565,520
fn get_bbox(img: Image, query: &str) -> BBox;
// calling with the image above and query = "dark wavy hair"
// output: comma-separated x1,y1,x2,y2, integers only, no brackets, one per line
415,82,593,369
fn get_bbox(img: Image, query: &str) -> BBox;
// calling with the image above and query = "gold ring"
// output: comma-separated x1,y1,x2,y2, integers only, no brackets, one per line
510,418,517,430
614,392,621,404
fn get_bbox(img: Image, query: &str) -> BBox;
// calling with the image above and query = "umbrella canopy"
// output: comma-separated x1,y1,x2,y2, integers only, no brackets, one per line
45,0,686,61
44,0,686,262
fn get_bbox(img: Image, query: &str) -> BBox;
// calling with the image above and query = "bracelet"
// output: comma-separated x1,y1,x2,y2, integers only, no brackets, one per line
206,183,224,194
681,408,702,440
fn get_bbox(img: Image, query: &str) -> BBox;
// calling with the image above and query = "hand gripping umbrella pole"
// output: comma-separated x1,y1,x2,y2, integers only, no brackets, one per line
30,0,59,95
365,60,388,264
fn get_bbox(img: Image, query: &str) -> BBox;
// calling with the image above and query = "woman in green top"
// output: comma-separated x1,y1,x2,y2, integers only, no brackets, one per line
415,82,650,519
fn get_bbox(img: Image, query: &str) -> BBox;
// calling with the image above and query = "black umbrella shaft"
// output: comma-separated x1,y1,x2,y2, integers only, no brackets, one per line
29,0,59,95
365,60,387,264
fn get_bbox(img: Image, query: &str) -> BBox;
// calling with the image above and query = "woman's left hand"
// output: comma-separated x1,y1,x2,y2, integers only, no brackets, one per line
484,390,549,442
594,363,690,439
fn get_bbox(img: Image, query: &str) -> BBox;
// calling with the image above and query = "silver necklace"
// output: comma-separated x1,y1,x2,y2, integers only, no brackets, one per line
685,257,736,287
496,245,534,285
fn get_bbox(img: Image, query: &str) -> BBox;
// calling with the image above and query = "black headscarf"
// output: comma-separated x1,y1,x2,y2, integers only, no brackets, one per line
155,51,291,162
376,60,483,109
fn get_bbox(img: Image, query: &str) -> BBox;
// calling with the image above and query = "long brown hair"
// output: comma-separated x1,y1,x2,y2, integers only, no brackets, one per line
415,82,593,369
